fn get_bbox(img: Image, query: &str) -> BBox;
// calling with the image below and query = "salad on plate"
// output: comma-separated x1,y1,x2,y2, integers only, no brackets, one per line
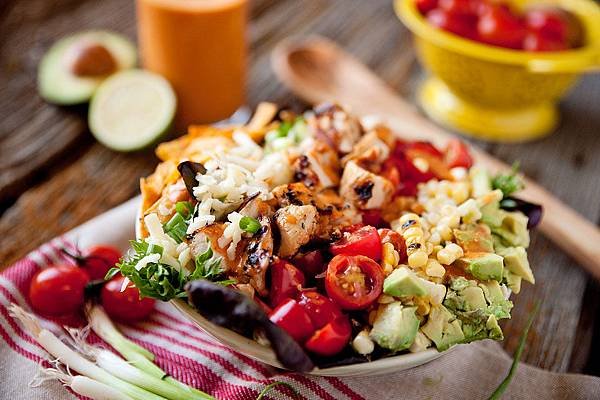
112,102,540,371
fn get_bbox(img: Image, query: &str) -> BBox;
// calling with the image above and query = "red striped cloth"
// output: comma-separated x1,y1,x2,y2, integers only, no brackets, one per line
0,236,364,400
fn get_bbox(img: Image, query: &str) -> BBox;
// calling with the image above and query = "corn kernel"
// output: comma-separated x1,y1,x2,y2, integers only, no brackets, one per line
426,258,446,278
445,243,464,258
400,213,419,224
353,330,375,355
408,250,428,268
403,227,423,238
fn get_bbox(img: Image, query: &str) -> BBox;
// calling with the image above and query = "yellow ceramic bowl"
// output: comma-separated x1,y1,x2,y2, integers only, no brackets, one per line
395,0,600,142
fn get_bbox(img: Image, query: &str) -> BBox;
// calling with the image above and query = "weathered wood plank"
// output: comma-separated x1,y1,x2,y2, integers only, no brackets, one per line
1,0,599,374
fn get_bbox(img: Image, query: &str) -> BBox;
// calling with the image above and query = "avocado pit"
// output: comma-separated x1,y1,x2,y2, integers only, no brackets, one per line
66,40,118,77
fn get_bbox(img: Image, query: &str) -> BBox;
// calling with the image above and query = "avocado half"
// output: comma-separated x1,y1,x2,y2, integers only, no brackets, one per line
38,31,136,105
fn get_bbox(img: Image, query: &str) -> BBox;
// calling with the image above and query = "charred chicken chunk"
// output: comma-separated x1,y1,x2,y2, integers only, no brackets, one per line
307,103,362,155
275,204,319,257
293,139,340,190
342,126,395,172
340,161,394,210
239,216,274,296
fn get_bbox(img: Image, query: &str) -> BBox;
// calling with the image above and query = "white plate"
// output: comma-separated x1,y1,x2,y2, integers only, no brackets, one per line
136,204,450,376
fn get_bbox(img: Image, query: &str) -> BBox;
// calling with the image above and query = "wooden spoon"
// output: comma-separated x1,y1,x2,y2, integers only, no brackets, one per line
271,36,600,279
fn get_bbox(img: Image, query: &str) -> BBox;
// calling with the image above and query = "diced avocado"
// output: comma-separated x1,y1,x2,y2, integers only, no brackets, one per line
481,202,504,228
497,246,534,284
486,315,503,340
442,277,512,345
444,278,487,312
470,167,491,198
383,267,428,297
370,303,420,352
421,304,465,351
504,271,522,294
456,253,504,281
491,211,530,248
479,280,505,304
454,224,494,254
409,330,433,353
38,31,136,105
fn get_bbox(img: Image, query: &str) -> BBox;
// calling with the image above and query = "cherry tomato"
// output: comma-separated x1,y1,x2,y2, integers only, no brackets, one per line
101,276,155,322
29,265,90,316
269,298,315,342
293,250,325,278
83,245,122,281
525,8,570,42
297,290,344,329
416,0,438,15
330,225,382,262
439,0,479,17
404,147,453,181
523,32,568,52
304,315,352,356
477,5,527,49
361,209,386,228
378,228,408,264
444,139,474,169
427,9,478,40
269,260,306,307
325,255,384,310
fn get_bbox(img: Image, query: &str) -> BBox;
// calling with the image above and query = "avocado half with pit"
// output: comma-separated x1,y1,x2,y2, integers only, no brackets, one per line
38,31,136,105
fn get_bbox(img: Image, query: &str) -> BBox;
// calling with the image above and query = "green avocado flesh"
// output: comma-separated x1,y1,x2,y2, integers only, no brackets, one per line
38,31,136,105
370,302,420,352
89,70,176,152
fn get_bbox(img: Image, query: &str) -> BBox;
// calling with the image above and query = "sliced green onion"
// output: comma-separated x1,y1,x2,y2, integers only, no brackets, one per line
175,201,194,218
9,305,164,400
96,351,211,400
239,216,261,234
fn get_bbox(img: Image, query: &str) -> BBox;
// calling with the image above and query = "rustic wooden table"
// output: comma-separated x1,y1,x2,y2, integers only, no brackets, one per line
2,0,600,376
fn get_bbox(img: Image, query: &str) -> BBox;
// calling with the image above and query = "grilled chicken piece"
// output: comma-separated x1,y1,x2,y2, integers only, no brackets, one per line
238,195,274,219
239,216,273,296
342,126,395,172
271,182,314,207
190,223,242,271
275,204,319,257
308,103,362,154
340,161,394,210
293,139,340,190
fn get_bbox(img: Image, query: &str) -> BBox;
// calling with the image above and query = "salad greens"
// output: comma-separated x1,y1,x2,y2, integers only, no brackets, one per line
492,163,523,198
106,240,233,302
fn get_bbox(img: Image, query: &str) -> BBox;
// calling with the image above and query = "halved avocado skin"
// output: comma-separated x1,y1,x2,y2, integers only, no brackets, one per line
38,30,136,105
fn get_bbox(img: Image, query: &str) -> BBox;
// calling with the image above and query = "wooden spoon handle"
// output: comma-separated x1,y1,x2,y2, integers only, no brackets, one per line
272,38,600,279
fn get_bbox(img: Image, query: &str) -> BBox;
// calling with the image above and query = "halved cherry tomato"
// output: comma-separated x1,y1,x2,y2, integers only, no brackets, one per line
404,147,453,181
269,298,315,342
477,5,527,49
445,139,474,169
330,225,382,262
416,0,438,15
297,290,344,329
304,315,352,356
269,260,306,307
101,276,155,322
361,209,386,228
84,245,122,281
293,250,325,278
427,9,479,40
523,32,568,52
29,265,90,316
325,255,384,310
378,228,408,264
